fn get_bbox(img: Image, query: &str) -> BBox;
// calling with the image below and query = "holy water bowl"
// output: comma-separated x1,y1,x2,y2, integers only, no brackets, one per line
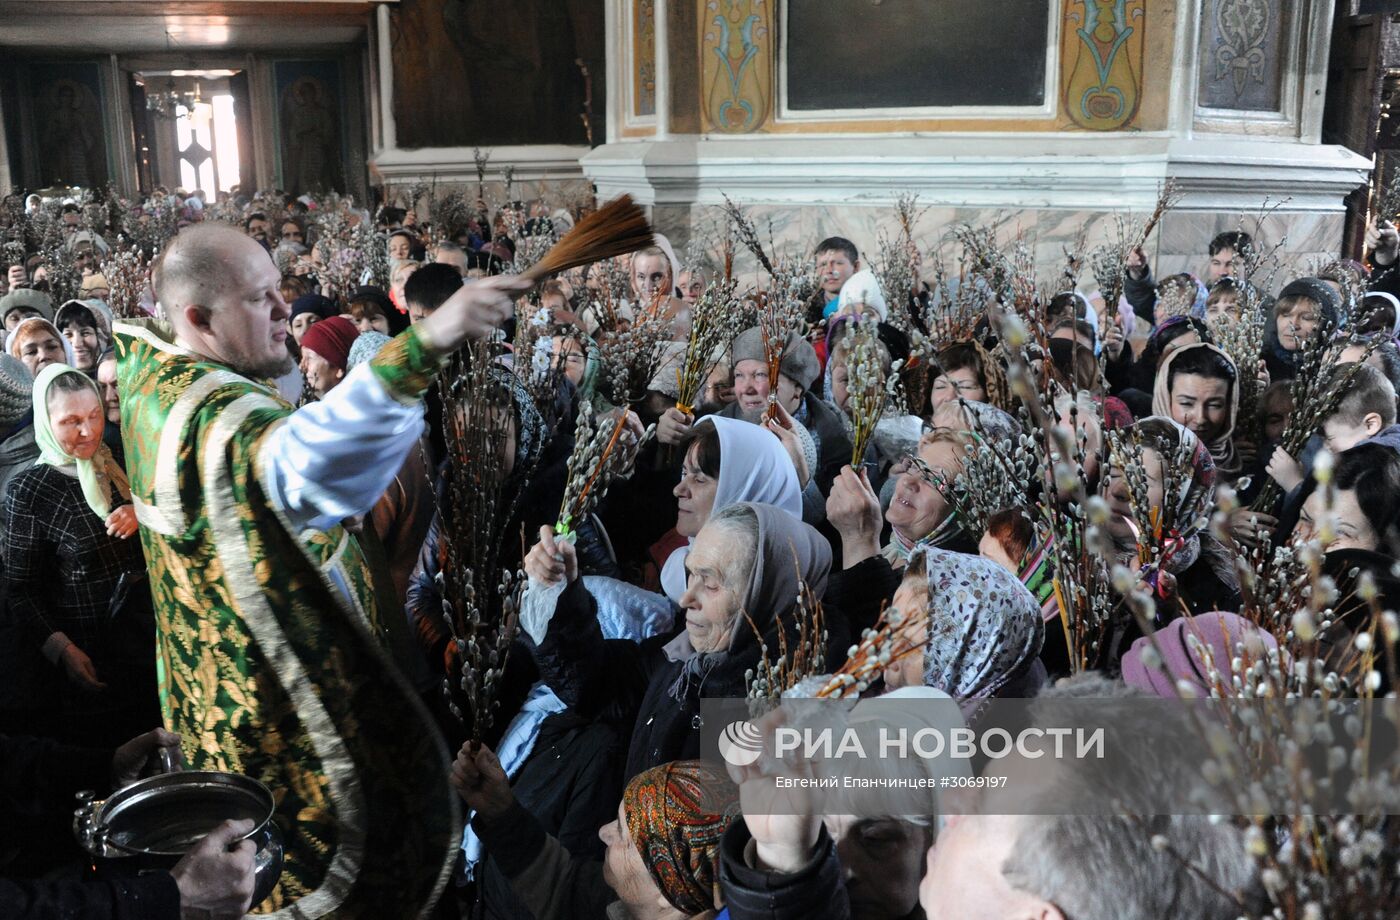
74,768,284,906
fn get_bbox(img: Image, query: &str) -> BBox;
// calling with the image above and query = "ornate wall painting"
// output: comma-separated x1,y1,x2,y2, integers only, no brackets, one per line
28,61,110,189
1062,0,1146,131
633,0,657,118
700,0,773,133
1197,0,1289,112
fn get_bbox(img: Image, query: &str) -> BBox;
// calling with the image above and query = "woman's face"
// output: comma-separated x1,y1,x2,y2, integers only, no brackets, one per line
289,312,320,343
387,234,412,262
550,336,587,386
47,387,104,460
673,442,720,538
829,359,851,413
1102,447,1166,542
62,322,100,371
930,368,985,407
1277,298,1320,352
884,578,929,690
299,346,342,397
677,270,705,305
1206,294,1238,325
824,815,931,920
1297,487,1377,553
20,331,65,375
1169,372,1230,443
598,802,667,913
280,221,304,245
886,439,962,542
353,311,390,335
677,522,745,653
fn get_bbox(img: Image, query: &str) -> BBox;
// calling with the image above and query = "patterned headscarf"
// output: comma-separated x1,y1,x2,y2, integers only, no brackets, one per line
913,547,1044,707
623,760,740,914
1151,342,1241,480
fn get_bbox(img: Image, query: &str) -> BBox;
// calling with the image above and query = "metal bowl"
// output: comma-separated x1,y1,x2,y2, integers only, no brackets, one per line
75,770,284,905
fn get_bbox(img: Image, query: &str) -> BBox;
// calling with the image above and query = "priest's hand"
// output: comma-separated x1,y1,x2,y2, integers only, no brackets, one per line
450,742,514,821
524,525,579,586
171,819,257,920
418,274,534,350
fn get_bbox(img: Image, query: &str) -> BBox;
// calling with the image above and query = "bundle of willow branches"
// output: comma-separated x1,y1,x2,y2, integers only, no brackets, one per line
555,401,650,538
814,602,923,700
674,279,742,416
745,572,828,711
756,262,812,421
1250,328,1375,514
721,194,775,277
595,290,676,409
1106,423,1206,579
843,319,888,467
99,248,148,319
435,340,526,739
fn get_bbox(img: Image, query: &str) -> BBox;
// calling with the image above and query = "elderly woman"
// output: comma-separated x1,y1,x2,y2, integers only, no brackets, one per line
3,365,152,748
454,747,739,920
524,502,832,781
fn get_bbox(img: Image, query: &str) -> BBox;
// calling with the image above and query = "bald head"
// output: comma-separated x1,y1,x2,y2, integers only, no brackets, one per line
153,223,270,318
151,223,293,380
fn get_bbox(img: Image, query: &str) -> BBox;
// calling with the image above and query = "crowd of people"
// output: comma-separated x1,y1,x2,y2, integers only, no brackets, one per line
0,180,1397,920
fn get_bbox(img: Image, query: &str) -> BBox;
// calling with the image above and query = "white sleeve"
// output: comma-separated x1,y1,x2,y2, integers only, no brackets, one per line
260,361,426,532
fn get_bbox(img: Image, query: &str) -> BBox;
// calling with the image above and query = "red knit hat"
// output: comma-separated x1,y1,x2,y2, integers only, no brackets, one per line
299,315,359,371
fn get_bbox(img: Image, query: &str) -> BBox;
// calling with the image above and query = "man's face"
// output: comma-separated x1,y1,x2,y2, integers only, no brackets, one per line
435,249,468,277
1207,246,1239,283
246,218,269,243
631,254,671,300
62,211,81,232
816,249,857,296
920,814,1051,919
195,237,293,379
825,815,930,920
97,358,121,424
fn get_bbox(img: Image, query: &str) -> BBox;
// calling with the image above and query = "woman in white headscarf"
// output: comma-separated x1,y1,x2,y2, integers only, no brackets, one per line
660,414,803,603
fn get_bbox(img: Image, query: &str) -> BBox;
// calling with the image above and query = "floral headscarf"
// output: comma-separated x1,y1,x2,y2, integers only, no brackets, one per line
912,547,1044,706
623,760,740,914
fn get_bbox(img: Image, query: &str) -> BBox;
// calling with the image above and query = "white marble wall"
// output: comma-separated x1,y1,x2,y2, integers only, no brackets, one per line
656,203,1346,295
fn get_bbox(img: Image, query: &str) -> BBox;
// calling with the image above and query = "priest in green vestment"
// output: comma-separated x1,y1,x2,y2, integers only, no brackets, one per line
113,223,527,918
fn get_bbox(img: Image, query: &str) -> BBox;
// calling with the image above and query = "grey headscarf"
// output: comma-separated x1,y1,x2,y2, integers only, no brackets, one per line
665,502,831,698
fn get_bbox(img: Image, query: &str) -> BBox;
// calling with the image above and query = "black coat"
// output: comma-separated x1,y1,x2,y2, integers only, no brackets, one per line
719,822,851,920
532,579,848,782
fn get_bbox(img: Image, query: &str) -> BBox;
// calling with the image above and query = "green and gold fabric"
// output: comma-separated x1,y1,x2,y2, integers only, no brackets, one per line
114,319,457,918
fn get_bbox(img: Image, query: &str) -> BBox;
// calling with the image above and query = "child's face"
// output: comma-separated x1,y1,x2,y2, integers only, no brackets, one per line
1261,396,1291,443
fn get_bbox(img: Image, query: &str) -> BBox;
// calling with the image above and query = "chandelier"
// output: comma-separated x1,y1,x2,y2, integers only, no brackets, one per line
145,80,201,119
